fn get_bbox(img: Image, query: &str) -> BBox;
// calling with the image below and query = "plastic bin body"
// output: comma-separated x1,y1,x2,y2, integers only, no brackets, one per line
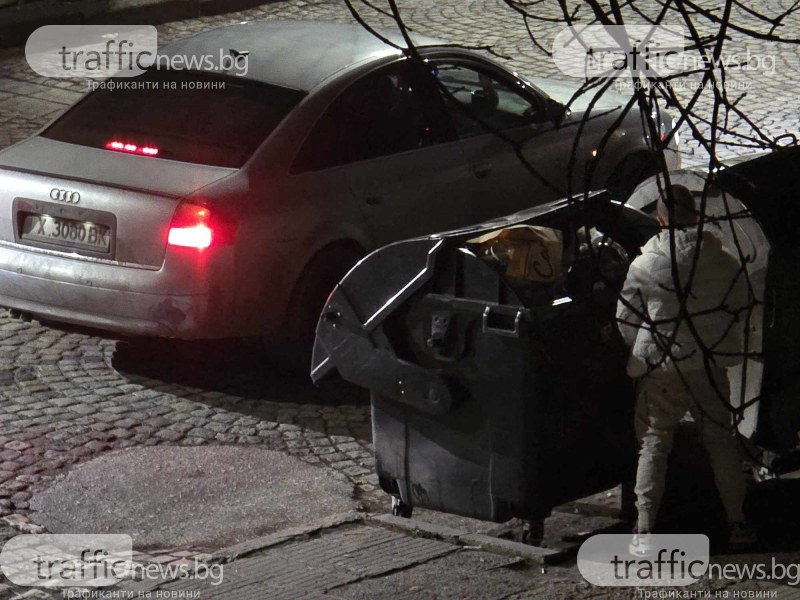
714,149,800,453
372,245,636,521
313,193,659,521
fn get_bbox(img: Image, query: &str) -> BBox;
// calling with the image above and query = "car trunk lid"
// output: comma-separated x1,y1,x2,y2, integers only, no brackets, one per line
0,138,234,268
0,137,235,198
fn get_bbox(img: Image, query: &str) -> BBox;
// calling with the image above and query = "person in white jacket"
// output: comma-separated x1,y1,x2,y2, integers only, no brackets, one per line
616,184,755,550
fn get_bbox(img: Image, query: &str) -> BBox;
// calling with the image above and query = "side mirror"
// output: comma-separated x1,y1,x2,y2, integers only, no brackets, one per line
545,97,569,124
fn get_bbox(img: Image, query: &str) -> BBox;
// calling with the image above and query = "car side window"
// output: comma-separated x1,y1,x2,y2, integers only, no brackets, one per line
432,63,541,138
292,63,452,173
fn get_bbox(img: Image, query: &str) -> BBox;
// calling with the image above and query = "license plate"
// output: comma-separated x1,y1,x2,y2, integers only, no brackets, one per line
20,214,111,253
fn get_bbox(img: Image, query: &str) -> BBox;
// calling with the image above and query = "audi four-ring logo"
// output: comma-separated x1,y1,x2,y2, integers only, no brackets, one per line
49,188,80,204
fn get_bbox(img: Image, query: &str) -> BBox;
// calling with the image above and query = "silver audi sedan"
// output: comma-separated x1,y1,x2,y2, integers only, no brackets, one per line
0,20,679,348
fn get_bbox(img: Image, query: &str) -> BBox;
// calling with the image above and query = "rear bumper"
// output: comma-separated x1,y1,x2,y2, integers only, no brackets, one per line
0,285,211,338
0,243,236,339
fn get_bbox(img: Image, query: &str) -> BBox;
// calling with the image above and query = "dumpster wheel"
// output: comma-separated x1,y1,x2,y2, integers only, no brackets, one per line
391,496,413,518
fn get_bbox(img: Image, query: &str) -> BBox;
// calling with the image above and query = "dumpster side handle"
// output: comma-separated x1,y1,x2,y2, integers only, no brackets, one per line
482,306,524,338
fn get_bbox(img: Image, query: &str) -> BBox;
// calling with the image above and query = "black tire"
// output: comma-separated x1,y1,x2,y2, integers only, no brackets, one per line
391,495,413,518
518,519,545,546
275,244,362,372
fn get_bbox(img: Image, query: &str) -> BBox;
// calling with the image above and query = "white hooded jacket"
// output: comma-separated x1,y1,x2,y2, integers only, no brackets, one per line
616,227,750,377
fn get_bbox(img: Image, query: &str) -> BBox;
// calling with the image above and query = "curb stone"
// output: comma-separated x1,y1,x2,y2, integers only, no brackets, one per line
208,510,365,563
370,513,465,544
369,514,561,564
458,533,561,564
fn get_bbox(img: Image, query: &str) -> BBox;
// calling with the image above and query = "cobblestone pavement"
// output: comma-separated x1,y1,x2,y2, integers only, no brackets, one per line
0,316,376,518
0,1,798,596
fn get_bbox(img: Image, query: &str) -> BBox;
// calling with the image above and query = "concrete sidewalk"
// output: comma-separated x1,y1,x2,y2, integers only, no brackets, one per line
119,513,571,600
115,513,800,600
2,509,798,599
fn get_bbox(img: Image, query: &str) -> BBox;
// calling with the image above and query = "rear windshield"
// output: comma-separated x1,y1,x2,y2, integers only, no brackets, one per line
42,70,305,168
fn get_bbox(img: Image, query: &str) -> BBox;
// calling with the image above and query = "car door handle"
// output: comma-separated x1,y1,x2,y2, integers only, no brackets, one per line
364,194,382,205
470,162,492,179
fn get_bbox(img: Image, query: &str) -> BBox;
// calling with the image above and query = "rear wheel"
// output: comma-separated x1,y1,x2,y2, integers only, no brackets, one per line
519,519,545,546
274,244,363,371
391,495,413,518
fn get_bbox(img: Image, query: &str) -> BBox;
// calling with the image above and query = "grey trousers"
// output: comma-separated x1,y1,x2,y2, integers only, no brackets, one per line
634,368,747,532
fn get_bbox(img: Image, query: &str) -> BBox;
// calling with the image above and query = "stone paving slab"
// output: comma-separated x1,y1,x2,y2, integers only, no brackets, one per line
326,549,536,600
210,511,365,563
161,524,461,598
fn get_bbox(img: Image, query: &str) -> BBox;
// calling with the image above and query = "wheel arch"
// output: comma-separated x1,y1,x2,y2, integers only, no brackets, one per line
282,237,367,324
606,150,659,200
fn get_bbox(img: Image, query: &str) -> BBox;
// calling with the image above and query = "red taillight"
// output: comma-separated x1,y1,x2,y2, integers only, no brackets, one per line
105,140,159,157
168,203,216,249
168,224,213,249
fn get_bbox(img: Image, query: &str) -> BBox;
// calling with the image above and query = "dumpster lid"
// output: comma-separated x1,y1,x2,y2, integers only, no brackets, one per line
310,190,642,381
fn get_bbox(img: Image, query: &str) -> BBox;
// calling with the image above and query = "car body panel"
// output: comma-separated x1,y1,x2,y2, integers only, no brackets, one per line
345,140,474,246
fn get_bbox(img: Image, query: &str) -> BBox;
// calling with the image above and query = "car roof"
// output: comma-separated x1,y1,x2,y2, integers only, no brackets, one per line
161,20,447,91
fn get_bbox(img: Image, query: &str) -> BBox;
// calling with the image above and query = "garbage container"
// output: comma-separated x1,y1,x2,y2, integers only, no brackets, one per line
312,191,659,522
